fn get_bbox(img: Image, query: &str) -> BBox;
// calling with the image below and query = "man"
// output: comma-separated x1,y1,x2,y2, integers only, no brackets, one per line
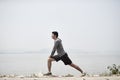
44,31,86,76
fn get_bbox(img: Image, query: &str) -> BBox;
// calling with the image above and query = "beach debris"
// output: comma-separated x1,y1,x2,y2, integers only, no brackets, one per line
37,72,43,77
16,75,25,78
104,78,109,80
93,74,100,77
83,78,86,80
64,74,74,77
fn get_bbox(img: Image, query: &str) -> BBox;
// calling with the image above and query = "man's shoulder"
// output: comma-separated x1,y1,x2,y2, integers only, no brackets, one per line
55,38,61,43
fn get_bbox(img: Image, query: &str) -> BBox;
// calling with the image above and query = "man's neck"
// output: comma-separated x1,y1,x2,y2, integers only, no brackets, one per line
54,38,58,40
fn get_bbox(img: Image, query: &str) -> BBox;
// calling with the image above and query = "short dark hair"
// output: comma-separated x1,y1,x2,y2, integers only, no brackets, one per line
52,31,58,38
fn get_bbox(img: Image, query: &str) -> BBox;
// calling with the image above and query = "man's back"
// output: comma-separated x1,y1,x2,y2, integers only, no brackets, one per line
55,38,66,56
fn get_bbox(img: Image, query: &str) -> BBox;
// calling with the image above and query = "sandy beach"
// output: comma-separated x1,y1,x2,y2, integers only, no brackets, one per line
0,77,120,80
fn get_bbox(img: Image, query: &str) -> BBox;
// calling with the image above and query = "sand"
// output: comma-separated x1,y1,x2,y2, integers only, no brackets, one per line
0,77,120,80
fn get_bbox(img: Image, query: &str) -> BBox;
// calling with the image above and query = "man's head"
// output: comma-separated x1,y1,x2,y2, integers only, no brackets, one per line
52,31,58,39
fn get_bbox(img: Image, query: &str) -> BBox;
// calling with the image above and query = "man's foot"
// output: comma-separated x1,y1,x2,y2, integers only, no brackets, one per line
43,72,52,76
81,72,86,77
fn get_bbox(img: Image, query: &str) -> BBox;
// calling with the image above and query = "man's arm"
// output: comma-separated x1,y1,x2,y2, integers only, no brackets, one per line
50,40,59,57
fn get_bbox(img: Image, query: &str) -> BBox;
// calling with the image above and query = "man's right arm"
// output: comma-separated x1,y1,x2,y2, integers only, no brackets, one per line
50,40,59,57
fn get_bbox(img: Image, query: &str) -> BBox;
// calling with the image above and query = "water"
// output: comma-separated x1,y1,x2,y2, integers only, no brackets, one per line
0,53,119,76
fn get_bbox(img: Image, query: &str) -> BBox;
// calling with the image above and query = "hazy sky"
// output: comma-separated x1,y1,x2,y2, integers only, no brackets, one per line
0,0,120,53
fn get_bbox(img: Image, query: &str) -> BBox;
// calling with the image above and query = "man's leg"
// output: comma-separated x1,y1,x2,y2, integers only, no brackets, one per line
69,63,83,73
47,57,55,73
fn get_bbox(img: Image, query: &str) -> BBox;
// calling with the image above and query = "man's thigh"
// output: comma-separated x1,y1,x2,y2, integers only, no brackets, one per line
49,57,56,61
51,55,61,62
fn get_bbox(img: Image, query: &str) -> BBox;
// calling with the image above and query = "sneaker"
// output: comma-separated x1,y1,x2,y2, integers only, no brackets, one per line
81,72,86,77
43,72,52,76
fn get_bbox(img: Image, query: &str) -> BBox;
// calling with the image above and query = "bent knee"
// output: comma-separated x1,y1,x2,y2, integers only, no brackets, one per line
48,58,53,62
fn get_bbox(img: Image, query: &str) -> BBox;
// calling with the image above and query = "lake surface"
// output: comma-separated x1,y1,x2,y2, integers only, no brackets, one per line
0,53,120,76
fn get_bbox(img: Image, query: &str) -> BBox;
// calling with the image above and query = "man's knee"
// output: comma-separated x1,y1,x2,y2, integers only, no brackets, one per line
48,58,54,62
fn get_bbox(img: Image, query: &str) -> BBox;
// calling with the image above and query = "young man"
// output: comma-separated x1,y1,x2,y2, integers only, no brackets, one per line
44,31,86,76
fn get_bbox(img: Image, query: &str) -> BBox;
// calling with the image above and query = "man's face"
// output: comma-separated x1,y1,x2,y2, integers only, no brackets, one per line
51,33,56,39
